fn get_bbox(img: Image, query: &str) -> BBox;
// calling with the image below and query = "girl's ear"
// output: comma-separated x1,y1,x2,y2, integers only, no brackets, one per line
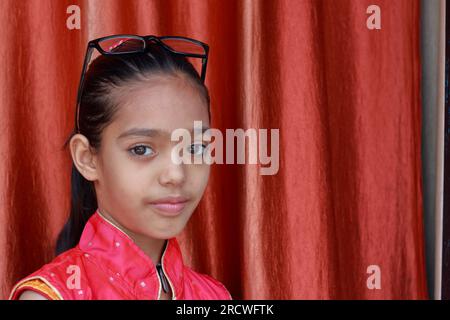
69,134,99,182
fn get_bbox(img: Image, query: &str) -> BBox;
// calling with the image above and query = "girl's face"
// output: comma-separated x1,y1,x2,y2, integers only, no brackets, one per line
75,75,210,240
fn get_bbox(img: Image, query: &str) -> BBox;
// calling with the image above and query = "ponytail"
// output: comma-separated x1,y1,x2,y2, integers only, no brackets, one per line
55,162,97,256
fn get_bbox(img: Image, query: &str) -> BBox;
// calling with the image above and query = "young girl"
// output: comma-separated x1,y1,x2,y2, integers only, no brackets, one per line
8,34,231,300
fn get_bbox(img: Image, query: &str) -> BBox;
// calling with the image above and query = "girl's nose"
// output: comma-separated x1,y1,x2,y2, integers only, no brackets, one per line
158,161,186,187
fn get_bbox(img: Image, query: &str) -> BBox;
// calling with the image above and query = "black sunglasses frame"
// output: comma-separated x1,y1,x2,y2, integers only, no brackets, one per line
75,34,209,133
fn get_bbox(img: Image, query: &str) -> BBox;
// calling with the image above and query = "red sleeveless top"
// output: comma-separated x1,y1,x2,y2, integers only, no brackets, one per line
9,209,231,300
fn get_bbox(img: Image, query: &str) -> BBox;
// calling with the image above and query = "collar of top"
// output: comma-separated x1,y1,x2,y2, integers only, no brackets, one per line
78,208,184,299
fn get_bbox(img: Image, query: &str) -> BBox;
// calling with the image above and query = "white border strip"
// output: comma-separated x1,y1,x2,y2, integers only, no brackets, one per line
434,0,446,301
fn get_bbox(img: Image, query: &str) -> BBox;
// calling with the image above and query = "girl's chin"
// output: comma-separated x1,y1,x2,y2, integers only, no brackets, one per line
144,224,186,239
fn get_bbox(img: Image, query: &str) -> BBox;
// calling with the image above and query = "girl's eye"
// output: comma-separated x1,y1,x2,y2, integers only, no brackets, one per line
129,145,155,157
188,143,207,155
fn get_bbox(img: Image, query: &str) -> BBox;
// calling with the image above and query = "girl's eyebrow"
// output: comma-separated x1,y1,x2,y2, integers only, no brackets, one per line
117,128,165,140
117,126,210,140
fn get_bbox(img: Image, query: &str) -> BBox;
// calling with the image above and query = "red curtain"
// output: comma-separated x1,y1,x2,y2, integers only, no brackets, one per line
0,0,427,299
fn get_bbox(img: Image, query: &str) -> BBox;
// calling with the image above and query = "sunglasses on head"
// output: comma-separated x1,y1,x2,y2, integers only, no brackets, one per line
75,34,209,133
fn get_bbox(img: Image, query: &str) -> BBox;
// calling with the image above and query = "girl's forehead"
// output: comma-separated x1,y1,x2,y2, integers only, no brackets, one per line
115,75,202,103
106,79,209,136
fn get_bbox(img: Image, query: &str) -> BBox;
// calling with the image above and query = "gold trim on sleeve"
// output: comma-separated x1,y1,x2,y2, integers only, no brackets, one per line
8,276,64,300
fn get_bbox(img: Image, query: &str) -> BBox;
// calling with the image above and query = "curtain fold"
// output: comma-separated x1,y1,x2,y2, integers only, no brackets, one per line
0,0,427,299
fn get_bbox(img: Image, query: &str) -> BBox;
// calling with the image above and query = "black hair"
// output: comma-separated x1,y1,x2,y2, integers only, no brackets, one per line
55,39,211,256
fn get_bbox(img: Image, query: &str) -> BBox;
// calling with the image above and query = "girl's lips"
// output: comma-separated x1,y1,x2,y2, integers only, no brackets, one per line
149,196,190,216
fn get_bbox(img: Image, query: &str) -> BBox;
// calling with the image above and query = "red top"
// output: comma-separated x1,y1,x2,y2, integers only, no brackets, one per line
9,209,232,300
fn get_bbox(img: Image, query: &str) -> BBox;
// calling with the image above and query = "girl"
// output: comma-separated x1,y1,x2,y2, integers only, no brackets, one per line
8,34,231,300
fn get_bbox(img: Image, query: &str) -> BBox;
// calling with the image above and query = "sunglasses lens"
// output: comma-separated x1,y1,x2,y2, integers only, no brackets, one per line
99,37,145,53
160,38,206,80
160,38,205,55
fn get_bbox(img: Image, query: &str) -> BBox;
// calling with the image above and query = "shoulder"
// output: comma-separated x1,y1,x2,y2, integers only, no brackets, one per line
9,247,84,300
183,267,232,300
18,290,49,300
29,246,85,283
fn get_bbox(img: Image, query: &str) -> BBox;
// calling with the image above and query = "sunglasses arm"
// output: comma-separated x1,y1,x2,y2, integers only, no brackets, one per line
75,45,95,132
